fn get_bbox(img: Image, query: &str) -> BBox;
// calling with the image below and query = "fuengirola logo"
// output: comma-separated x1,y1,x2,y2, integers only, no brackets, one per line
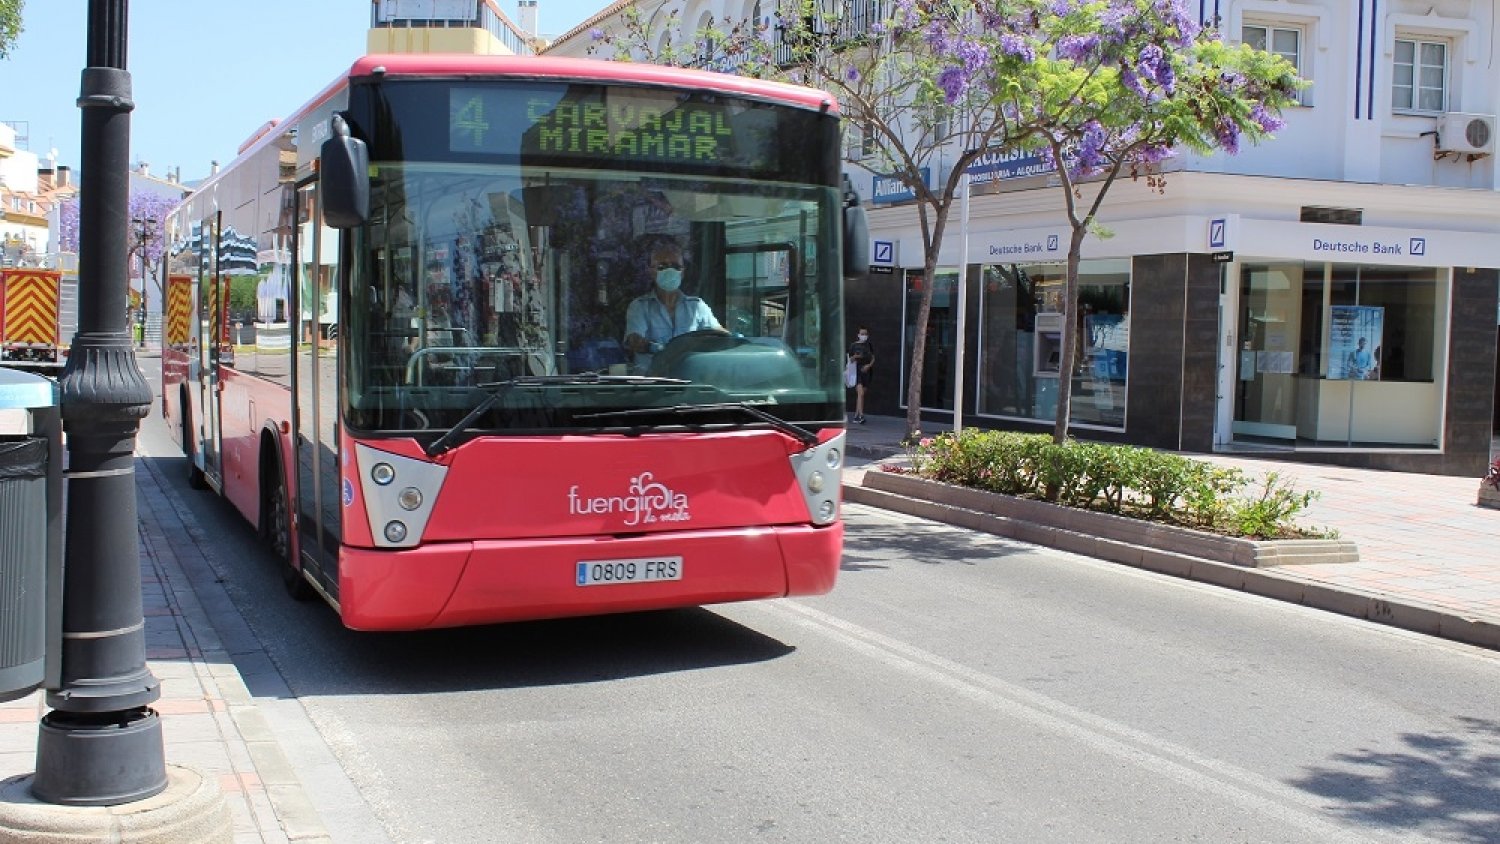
568,472,691,527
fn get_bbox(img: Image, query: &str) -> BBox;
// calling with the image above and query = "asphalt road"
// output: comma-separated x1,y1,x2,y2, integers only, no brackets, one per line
135,365,1500,843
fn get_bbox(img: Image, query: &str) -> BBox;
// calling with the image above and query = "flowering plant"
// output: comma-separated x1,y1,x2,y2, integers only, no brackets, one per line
1485,455,1500,491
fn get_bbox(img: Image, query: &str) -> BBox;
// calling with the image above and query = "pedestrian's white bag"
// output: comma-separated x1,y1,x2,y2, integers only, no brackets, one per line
845,358,858,388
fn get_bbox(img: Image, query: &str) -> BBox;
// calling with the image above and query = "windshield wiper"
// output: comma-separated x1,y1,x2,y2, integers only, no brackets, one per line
424,374,692,457
575,402,820,447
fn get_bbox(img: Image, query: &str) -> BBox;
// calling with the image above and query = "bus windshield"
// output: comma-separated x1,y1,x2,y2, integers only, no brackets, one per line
346,82,845,435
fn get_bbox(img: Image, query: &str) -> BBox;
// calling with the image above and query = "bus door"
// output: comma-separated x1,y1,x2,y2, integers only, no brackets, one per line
291,182,340,596
197,214,224,489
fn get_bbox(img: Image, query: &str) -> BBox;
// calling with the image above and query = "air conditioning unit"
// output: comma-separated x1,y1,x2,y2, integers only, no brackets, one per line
1434,112,1496,156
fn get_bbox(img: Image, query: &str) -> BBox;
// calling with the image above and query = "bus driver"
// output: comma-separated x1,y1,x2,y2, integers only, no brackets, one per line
622,240,722,373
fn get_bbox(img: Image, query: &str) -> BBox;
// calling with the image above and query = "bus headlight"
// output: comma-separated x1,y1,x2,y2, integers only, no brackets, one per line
818,500,837,521
384,521,408,543
807,471,826,494
397,487,423,511
826,448,842,469
371,463,396,485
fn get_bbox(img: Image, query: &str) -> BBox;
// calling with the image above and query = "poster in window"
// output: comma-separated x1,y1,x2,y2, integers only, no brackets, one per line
1328,305,1383,381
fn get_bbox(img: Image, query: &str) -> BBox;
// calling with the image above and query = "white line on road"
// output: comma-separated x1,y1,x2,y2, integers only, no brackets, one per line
749,598,1407,844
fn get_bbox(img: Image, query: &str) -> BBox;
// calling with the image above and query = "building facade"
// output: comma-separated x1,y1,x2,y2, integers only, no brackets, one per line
551,0,1500,476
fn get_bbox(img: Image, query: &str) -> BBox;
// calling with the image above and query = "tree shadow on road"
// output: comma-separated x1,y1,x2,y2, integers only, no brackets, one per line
842,519,1030,571
1289,716,1500,844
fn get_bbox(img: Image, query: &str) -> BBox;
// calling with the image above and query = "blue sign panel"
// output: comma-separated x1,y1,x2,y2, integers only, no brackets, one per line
1209,218,1226,249
965,149,1072,184
871,167,929,205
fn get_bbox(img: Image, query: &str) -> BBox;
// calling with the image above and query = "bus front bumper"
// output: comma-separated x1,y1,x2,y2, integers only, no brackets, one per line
337,522,842,631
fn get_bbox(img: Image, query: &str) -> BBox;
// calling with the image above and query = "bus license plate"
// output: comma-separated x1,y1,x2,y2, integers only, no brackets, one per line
576,556,683,587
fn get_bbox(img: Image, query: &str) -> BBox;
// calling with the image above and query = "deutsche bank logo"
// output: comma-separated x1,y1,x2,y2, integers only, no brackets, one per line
1046,235,1059,251
1209,218,1227,249
873,240,894,264
1409,237,1427,256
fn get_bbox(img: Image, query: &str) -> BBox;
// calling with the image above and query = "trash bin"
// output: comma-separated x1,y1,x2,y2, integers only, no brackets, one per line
0,437,47,702
0,367,60,704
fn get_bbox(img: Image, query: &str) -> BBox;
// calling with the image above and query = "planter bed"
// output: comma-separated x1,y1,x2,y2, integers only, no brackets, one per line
1480,482,1500,510
857,469,1358,568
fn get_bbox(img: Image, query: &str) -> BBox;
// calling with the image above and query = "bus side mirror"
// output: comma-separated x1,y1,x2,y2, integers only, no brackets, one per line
321,117,369,229
842,174,869,279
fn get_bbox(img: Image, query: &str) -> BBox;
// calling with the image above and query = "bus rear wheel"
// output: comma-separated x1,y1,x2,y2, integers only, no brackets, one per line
182,400,209,490
266,467,316,602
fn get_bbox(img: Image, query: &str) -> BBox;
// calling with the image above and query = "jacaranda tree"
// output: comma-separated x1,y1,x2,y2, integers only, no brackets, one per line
979,0,1300,441
58,190,181,299
590,0,1299,441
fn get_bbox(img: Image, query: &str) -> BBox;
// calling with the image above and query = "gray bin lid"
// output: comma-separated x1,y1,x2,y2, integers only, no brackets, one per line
0,367,58,409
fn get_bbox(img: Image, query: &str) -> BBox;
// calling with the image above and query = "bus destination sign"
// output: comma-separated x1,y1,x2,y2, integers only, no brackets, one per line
451,86,742,169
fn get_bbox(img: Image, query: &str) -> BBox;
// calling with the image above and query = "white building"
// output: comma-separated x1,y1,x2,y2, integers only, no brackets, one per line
550,0,1500,475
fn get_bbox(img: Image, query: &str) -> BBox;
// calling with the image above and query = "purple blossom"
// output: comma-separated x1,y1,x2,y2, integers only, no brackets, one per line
1215,117,1241,154
589,27,605,41
1074,120,1107,173
937,66,968,104
845,65,861,83
1155,0,1201,47
1135,144,1176,164
1050,0,1073,15
894,0,920,30
1120,65,1149,99
957,42,986,75
1056,34,1101,63
1250,102,1285,132
1137,44,1175,94
926,20,952,53
1000,33,1035,63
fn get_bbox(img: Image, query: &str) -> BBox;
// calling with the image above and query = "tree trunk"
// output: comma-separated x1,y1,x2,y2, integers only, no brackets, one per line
904,254,936,439
1051,225,1088,444
903,209,951,440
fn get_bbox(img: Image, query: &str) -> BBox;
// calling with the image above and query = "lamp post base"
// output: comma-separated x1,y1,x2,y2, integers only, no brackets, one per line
0,764,230,843
31,708,166,806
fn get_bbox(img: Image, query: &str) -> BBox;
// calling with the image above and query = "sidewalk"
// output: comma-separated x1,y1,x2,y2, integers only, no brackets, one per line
0,455,337,843
843,414,1500,649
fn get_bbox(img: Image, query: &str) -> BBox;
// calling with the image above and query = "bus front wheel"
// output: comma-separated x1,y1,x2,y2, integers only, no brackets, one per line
266,461,316,602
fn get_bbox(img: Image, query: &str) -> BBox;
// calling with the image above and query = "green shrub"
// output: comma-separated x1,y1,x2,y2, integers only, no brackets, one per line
1223,472,1321,539
906,433,1325,539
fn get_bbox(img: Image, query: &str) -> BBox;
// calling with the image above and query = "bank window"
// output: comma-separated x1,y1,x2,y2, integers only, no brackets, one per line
1393,38,1447,113
1243,23,1307,104
976,259,1131,430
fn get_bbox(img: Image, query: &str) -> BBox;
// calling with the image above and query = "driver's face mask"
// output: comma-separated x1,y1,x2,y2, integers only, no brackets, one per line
655,267,683,292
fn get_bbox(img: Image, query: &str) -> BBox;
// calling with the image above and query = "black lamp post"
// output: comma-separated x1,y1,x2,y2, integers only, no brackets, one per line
31,0,167,805
132,216,155,349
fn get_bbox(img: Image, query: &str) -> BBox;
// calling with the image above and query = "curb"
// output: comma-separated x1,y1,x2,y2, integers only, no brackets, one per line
845,482,1500,652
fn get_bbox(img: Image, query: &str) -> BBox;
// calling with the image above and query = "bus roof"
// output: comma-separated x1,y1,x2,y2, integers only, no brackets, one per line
348,54,839,115
199,54,840,200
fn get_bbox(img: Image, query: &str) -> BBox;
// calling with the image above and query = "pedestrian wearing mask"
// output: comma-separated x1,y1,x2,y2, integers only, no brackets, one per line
847,327,874,423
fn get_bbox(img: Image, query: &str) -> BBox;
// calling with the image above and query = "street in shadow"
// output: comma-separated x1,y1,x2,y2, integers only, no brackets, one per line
1289,716,1500,844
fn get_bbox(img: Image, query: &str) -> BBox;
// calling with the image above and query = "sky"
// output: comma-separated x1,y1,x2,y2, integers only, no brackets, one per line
0,0,612,184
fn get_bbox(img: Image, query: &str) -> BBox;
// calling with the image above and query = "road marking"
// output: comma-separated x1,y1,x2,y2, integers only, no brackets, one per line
751,599,1403,843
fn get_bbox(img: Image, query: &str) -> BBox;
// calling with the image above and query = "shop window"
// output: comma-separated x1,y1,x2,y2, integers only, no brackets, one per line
1392,37,1448,113
976,259,1131,429
1232,261,1445,449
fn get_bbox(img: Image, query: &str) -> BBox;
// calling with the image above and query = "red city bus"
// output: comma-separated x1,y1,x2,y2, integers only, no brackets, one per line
162,54,867,630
